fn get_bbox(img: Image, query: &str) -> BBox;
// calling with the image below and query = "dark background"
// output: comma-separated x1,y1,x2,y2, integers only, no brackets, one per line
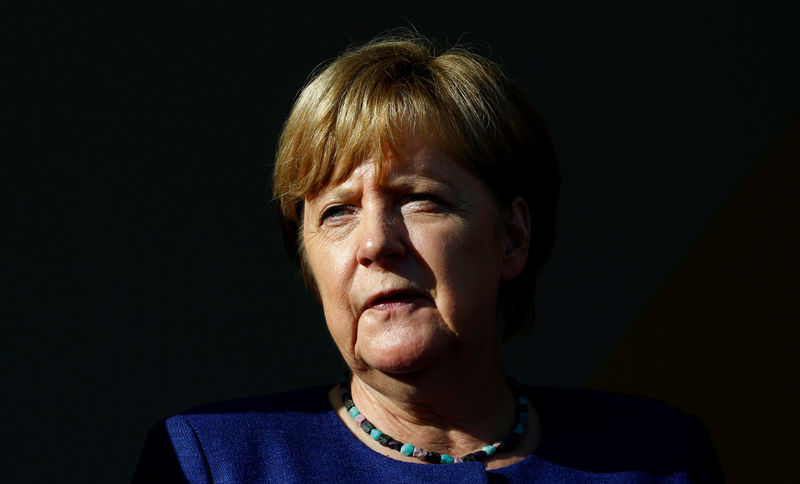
6,2,799,482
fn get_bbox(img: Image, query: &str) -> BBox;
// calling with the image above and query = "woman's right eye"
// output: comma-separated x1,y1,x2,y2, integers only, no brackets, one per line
320,205,351,222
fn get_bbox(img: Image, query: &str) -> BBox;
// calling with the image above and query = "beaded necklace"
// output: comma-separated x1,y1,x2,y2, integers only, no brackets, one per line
339,375,529,464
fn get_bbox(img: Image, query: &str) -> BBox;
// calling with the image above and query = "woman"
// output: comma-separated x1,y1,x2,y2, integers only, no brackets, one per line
134,34,723,482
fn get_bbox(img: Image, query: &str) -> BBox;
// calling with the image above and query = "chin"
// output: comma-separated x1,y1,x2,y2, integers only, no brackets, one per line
364,353,435,375
357,326,452,375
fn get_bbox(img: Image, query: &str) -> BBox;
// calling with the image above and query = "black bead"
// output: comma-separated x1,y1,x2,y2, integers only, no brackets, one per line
343,398,354,409
424,451,441,463
461,454,477,462
377,434,392,446
360,421,374,433
472,450,488,461
387,440,403,451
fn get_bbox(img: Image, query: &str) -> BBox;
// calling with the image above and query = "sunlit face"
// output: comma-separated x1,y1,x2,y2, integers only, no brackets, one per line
302,141,516,377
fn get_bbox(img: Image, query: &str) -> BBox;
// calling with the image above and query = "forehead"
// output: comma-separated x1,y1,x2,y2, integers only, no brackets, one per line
309,141,471,199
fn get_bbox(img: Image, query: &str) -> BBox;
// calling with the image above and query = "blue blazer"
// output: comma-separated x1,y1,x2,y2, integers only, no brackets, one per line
133,385,724,483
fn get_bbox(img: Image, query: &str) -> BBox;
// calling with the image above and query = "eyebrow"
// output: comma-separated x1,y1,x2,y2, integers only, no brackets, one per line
309,166,459,210
385,173,446,189
320,185,359,201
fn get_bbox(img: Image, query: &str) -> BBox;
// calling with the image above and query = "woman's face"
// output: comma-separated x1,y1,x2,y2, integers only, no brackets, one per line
302,141,523,376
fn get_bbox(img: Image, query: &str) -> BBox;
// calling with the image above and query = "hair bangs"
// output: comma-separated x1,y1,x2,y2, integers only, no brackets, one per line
277,71,451,225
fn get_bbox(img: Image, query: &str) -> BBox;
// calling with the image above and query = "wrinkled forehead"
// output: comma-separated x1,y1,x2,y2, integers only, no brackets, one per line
304,133,475,202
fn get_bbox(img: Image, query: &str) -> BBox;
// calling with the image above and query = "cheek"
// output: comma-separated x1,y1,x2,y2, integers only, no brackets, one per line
414,219,503,323
415,218,500,273
303,236,359,347
306,244,350,310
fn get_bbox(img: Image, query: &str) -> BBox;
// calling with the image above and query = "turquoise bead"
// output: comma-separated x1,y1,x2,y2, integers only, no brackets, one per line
440,454,454,464
400,443,414,456
348,407,360,418
482,445,496,455
370,428,382,440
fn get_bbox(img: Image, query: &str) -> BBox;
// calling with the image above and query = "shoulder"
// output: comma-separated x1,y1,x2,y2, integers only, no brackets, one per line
164,384,333,442
168,384,334,449
133,385,336,483
525,386,724,482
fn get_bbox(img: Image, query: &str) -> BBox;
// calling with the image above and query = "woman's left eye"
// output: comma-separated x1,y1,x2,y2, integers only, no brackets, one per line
402,193,445,209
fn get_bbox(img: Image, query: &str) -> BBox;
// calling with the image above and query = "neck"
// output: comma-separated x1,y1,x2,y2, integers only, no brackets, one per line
346,349,516,458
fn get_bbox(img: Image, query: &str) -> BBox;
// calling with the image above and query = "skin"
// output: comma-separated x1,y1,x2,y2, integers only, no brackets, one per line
302,140,538,467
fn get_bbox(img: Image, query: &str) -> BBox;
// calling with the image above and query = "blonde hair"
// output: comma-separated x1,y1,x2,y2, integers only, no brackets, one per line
272,33,559,337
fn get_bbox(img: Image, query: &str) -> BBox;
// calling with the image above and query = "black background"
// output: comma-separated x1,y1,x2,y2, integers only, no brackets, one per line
5,2,800,482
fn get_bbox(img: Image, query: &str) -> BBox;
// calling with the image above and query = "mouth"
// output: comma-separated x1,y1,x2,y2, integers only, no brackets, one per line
363,288,431,312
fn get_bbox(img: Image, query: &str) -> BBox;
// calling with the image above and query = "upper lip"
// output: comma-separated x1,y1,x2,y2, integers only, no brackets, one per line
361,287,430,312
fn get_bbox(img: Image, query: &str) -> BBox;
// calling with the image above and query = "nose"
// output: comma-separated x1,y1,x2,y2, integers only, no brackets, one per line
355,208,406,267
